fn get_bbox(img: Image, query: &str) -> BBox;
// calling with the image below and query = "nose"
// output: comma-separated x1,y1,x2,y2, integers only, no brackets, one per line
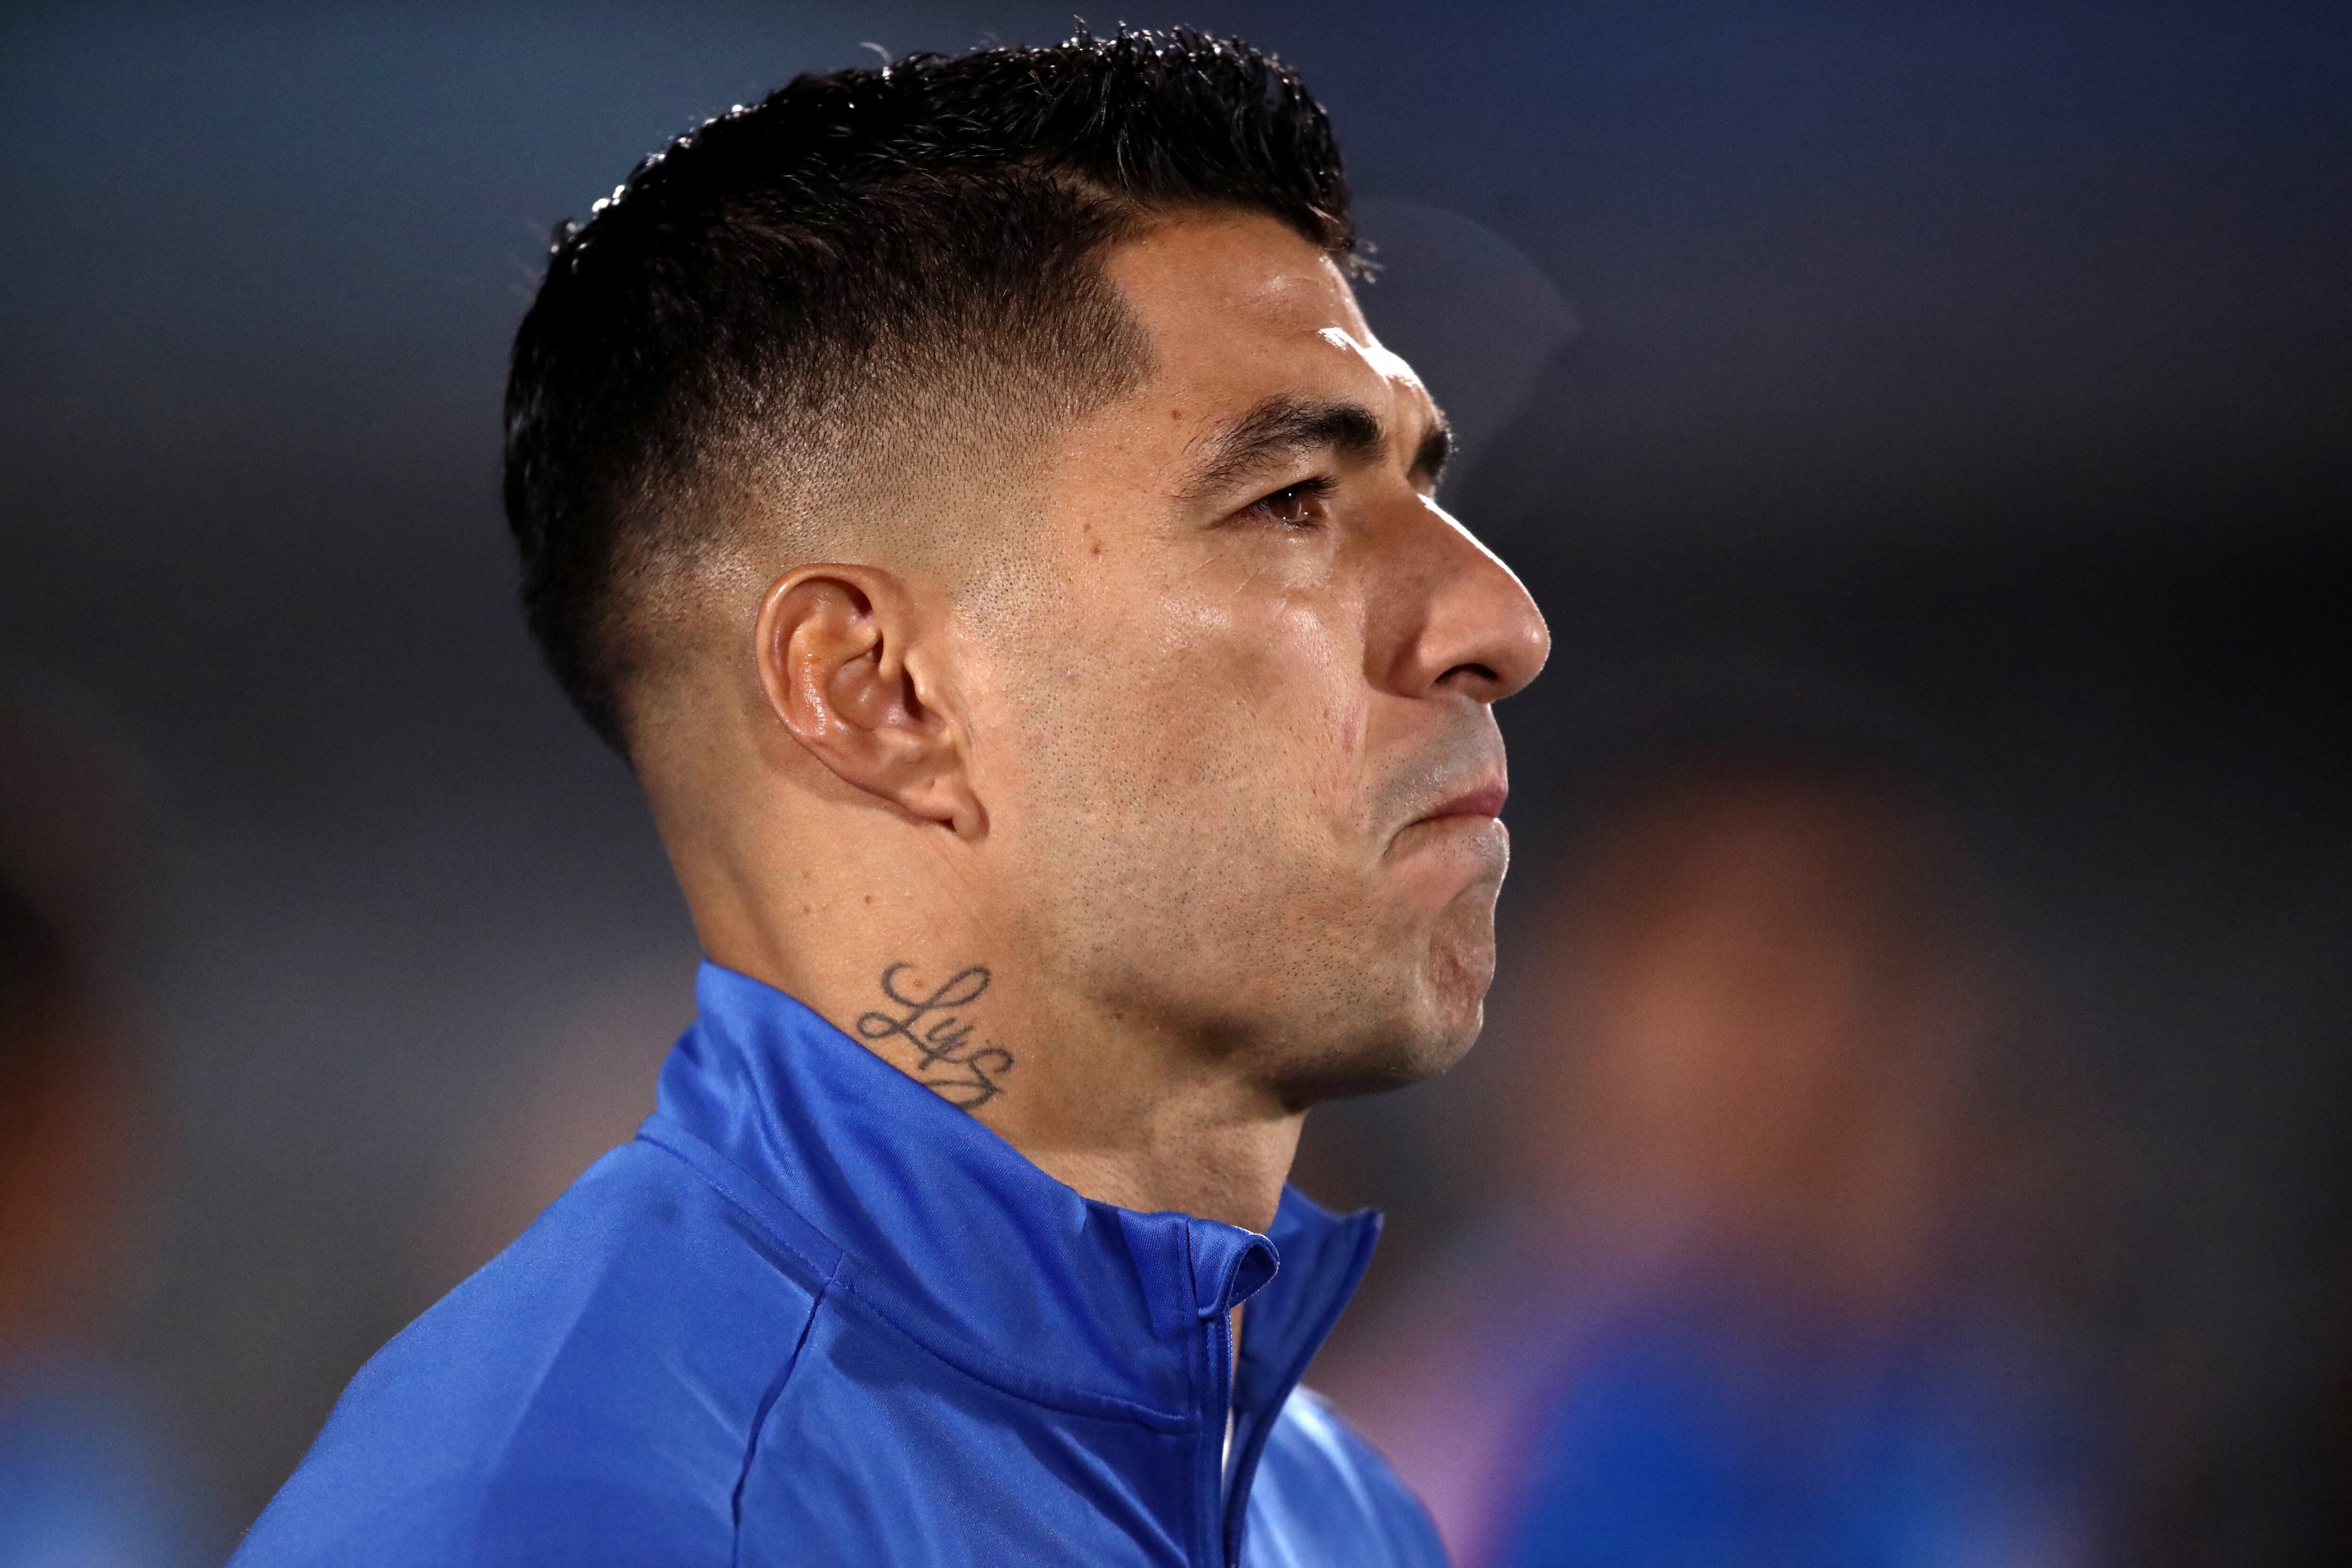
1378,498,1550,703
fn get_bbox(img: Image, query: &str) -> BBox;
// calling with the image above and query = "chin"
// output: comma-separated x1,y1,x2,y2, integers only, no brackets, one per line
1272,906,1497,1105
1277,1010,1482,1105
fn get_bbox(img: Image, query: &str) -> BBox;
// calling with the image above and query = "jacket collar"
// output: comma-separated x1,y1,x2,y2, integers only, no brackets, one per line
647,961,1380,1437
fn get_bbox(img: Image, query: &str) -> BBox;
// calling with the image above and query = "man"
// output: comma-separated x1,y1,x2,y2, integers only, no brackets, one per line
234,27,1546,1567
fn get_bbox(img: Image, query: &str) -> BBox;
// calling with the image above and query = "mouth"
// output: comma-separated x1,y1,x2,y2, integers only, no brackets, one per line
1414,780,1509,825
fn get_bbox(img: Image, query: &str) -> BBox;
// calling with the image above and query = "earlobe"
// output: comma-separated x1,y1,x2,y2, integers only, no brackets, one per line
753,566,985,835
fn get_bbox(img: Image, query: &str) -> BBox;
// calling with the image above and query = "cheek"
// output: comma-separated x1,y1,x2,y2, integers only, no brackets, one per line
987,554,1378,924
1092,572,1362,794
1182,592,1369,823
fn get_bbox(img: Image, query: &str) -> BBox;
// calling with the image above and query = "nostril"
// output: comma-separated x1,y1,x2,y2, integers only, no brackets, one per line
1443,661,1502,689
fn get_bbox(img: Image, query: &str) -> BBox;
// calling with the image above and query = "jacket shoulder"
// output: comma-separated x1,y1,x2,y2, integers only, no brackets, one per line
1248,1386,1449,1567
230,1138,831,1568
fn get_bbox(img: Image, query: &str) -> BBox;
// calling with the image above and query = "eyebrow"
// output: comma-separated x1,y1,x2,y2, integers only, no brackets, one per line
1177,394,1452,506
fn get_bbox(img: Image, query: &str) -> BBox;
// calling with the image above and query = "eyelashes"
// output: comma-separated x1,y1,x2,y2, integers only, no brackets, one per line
1238,475,1337,529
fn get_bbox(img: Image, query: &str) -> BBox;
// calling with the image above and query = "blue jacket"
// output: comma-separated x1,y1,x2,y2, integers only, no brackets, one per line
231,963,1445,1566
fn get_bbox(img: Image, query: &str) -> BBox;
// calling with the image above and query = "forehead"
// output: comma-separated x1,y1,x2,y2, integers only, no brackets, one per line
1100,210,1430,435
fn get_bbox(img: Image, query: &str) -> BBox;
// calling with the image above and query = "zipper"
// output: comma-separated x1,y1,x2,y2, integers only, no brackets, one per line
1196,1304,1238,1566
1216,1210,1383,1567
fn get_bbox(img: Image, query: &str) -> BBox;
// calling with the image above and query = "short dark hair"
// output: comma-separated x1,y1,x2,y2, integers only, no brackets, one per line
504,27,1359,755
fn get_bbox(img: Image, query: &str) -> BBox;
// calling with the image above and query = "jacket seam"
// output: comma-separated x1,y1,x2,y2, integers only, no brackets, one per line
636,1125,842,1281
731,1251,842,1563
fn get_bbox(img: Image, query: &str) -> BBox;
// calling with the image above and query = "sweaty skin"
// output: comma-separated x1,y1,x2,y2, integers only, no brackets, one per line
640,211,1548,1232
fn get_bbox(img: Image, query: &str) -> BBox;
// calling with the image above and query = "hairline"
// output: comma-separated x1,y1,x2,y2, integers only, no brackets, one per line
582,184,1355,759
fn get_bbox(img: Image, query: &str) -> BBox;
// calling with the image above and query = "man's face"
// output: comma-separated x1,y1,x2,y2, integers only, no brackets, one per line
962,210,1549,1100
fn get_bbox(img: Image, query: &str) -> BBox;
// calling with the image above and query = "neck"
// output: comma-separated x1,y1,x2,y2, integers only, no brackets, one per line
678,821,1304,1234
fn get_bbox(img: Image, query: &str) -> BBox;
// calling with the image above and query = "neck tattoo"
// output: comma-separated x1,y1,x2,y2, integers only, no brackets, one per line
854,961,1016,1111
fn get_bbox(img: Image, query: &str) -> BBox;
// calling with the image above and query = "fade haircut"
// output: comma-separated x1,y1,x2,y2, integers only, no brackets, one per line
504,27,1359,755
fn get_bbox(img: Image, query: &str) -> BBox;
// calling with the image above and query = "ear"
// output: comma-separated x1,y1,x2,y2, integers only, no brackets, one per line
752,565,984,836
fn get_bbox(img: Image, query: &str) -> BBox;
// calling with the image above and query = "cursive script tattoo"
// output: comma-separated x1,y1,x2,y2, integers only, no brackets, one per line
855,962,1015,1111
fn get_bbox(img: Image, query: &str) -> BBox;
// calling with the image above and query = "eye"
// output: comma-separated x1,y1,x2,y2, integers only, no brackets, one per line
1241,477,1335,529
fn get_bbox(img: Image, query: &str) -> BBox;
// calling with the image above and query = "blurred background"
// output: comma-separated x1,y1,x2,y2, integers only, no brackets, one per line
0,2,2344,1562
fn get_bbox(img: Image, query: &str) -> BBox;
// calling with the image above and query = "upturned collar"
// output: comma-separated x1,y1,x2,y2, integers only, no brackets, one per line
643,962,1380,1440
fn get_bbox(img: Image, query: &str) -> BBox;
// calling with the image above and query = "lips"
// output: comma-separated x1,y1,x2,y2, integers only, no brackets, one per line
1420,781,1509,823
